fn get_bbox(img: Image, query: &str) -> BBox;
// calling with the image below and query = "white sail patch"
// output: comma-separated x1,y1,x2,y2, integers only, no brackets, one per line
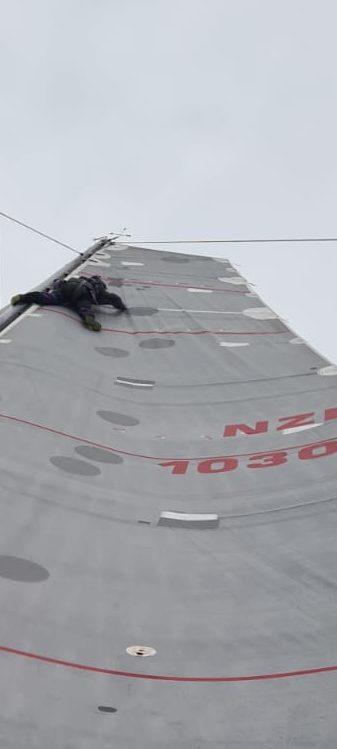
280,422,322,435
317,365,337,376
121,261,144,266
243,307,278,320
94,251,112,260
218,276,247,285
219,341,250,347
88,259,111,267
115,377,155,388
158,512,219,529
187,288,213,293
159,308,238,315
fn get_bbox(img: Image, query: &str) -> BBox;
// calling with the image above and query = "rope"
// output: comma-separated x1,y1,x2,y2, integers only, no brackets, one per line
0,211,81,255
130,236,337,245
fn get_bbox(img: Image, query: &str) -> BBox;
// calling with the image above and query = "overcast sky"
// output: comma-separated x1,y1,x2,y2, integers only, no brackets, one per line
1,0,337,360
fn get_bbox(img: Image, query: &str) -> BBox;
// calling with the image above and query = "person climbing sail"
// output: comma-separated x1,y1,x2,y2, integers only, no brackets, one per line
11,274,129,331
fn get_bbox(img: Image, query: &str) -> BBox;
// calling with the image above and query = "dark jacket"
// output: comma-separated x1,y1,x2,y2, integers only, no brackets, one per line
82,276,107,303
51,276,107,304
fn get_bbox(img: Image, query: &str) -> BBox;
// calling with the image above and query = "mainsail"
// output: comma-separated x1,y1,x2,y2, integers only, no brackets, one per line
0,240,336,747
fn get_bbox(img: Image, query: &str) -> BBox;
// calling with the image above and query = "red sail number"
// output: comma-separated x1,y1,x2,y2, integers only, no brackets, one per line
247,451,288,469
160,440,337,477
298,440,337,460
160,460,189,475
198,458,238,473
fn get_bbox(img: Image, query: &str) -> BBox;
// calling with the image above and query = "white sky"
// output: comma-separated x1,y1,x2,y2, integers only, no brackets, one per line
1,0,337,361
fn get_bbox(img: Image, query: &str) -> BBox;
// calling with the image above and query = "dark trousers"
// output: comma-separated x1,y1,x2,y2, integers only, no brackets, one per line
18,289,126,321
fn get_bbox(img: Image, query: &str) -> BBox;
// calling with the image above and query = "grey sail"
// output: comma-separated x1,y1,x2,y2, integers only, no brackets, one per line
0,240,336,747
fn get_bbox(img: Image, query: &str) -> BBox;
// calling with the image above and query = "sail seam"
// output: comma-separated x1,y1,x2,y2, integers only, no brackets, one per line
0,644,336,683
0,412,336,462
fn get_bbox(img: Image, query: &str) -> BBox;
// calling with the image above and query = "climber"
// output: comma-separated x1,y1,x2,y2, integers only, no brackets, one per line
11,275,129,332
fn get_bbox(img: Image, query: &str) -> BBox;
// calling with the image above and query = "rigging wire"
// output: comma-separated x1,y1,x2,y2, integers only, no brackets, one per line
0,211,81,256
2,208,337,253
130,236,337,245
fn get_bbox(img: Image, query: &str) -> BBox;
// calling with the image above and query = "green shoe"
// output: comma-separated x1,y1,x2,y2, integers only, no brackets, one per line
83,314,101,332
11,294,22,306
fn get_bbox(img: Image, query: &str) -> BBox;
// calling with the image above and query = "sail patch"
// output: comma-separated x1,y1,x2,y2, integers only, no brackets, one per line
290,337,305,345
219,341,250,347
50,456,101,476
121,261,144,266
75,446,123,464
243,307,278,320
95,346,130,358
158,512,219,529
218,277,247,285
115,377,155,389
139,338,175,349
0,555,49,582
280,423,322,435
97,410,140,426
187,288,213,293
88,259,111,268
317,365,337,376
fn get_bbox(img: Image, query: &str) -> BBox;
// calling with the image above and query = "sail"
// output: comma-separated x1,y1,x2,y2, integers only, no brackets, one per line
0,240,336,747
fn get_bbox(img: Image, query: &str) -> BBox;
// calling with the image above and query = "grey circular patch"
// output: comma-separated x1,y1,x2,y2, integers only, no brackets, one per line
95,347,130,358
161,256,189,263
97,410,140,427
50,456,101,476
75,445,123,464
139,338,175,349
128,306,158,316
0,555,49,582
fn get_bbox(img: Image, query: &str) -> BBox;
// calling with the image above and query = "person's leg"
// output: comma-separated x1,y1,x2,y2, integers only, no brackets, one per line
71,298,102,332
11,291,59,306
99,290,129,312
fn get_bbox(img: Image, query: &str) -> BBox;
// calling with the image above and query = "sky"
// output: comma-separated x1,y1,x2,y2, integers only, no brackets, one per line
1,0,337,360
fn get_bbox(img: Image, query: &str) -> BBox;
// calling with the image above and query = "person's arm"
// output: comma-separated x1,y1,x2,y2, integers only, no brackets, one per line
99,290,127,311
